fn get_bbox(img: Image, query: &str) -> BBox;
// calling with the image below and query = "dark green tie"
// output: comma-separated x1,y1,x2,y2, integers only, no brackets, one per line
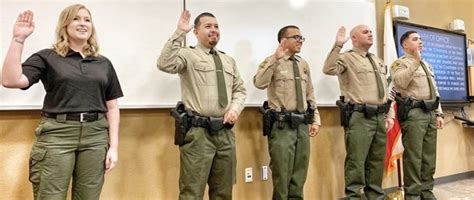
291,58,304,112
420,61,436,99
367,54,385,99
210,49,228,107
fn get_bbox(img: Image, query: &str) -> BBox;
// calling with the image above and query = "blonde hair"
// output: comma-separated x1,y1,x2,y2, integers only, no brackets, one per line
53,4,99,57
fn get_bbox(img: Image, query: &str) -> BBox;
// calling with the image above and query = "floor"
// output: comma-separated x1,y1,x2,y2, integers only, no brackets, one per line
433,178,474,200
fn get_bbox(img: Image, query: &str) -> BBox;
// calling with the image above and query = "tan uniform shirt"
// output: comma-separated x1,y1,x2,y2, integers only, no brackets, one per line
390,54,442,113
253,55,321,125
323,44,395,118
157,29,247,117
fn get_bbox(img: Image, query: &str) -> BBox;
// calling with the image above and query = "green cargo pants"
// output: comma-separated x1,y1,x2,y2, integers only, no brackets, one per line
268,122,310,200
29,115,109,200
179,126,236,200
401,108,437,200
344,112,386,200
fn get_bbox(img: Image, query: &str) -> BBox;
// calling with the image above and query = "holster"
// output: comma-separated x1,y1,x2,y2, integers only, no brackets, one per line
395,94,413,122
260,101,274,136
305,101,316,124
336,96,352,127
170,101,191,146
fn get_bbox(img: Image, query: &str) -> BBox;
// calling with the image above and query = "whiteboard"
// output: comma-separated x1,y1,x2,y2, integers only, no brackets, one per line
0,0,377,109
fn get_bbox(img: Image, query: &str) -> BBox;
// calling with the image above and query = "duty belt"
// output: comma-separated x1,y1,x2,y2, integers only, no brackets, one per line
412,101,425,108
351,103,387,114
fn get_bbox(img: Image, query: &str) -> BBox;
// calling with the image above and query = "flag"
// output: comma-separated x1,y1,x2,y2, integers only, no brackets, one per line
383,2,404,176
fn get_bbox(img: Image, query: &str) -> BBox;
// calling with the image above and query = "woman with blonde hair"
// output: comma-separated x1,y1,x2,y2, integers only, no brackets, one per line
2,4,123,199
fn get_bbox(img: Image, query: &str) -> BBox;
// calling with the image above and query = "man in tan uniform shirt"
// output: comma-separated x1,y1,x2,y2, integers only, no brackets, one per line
254,25,321,199
323,25,394,199
391,30,444,200
157,10,246,200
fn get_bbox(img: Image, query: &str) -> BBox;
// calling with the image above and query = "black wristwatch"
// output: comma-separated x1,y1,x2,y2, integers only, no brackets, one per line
435,113,445,119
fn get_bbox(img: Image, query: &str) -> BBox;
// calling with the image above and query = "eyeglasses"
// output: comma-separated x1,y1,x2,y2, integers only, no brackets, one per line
285,35,305,42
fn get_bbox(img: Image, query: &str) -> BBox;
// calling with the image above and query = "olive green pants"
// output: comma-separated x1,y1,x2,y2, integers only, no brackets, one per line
400,108,437,200
344,112,386,200
179,126,236,200
29,116,109,200
268,122,310,200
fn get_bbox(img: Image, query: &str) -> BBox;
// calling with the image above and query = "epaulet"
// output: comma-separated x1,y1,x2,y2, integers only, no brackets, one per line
218,50,226,54
294,55,302,59
391,60,402,70
189,46,195,49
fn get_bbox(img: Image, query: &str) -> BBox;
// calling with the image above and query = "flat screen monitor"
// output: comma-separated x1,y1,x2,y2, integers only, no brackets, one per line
393,21,469,105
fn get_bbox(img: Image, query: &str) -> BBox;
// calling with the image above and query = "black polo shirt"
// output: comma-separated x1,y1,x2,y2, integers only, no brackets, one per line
22,49,123,113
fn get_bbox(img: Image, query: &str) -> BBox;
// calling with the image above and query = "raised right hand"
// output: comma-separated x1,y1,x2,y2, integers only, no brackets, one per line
177,10,193,33
335,26,349,47
273,38,289,60
13,10,35,42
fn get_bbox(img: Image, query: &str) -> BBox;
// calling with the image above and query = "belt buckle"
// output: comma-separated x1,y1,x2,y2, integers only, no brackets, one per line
80,113,85,123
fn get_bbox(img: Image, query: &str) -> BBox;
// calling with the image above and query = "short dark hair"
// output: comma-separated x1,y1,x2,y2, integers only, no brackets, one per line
194,12,215,27
277,25,300,43
400,30,418,47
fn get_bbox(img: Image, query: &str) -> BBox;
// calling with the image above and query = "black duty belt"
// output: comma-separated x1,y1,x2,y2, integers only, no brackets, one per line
189,114,234,130
42,112,101,122
191,115,210,127
412,101,425,108
351,103,387,114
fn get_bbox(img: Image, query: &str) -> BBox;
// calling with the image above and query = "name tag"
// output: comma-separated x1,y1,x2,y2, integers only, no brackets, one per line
280,70,288,74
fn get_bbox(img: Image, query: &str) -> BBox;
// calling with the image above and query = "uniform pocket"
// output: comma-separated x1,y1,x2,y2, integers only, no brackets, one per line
356,67,375,86
29,146,47,184
194,61,216,86
274,72,290,90
34,118,50,136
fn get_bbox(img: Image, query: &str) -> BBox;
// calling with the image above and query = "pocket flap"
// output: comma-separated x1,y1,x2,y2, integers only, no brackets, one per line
31,147,47,161
195,62,213,72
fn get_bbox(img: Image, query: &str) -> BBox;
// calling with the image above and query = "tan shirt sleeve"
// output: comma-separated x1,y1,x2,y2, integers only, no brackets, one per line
322,44,346,75
390,59,420,90
253,56,280,89
228,57,247,116
157,29,187,74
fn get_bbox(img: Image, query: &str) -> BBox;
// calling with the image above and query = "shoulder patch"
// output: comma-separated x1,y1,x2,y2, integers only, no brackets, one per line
390,61,402,70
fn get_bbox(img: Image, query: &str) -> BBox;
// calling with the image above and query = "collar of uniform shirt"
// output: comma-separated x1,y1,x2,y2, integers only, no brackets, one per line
285,55,300,62
351,46,370,57
196,43,212,55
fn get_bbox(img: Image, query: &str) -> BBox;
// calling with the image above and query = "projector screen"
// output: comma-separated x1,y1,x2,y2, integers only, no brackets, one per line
394,21,469,104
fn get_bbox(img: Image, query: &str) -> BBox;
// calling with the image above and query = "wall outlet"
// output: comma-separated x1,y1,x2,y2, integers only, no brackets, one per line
261,166,268,181
245,167,253,183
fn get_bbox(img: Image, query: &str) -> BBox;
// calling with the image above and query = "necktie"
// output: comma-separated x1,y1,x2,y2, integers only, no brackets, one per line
420,61,436,99
367,54,385,99
210,49,228,107
291,57,304,112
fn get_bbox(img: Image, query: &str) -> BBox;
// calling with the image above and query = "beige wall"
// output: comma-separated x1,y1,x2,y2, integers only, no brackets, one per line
2,0,474,199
